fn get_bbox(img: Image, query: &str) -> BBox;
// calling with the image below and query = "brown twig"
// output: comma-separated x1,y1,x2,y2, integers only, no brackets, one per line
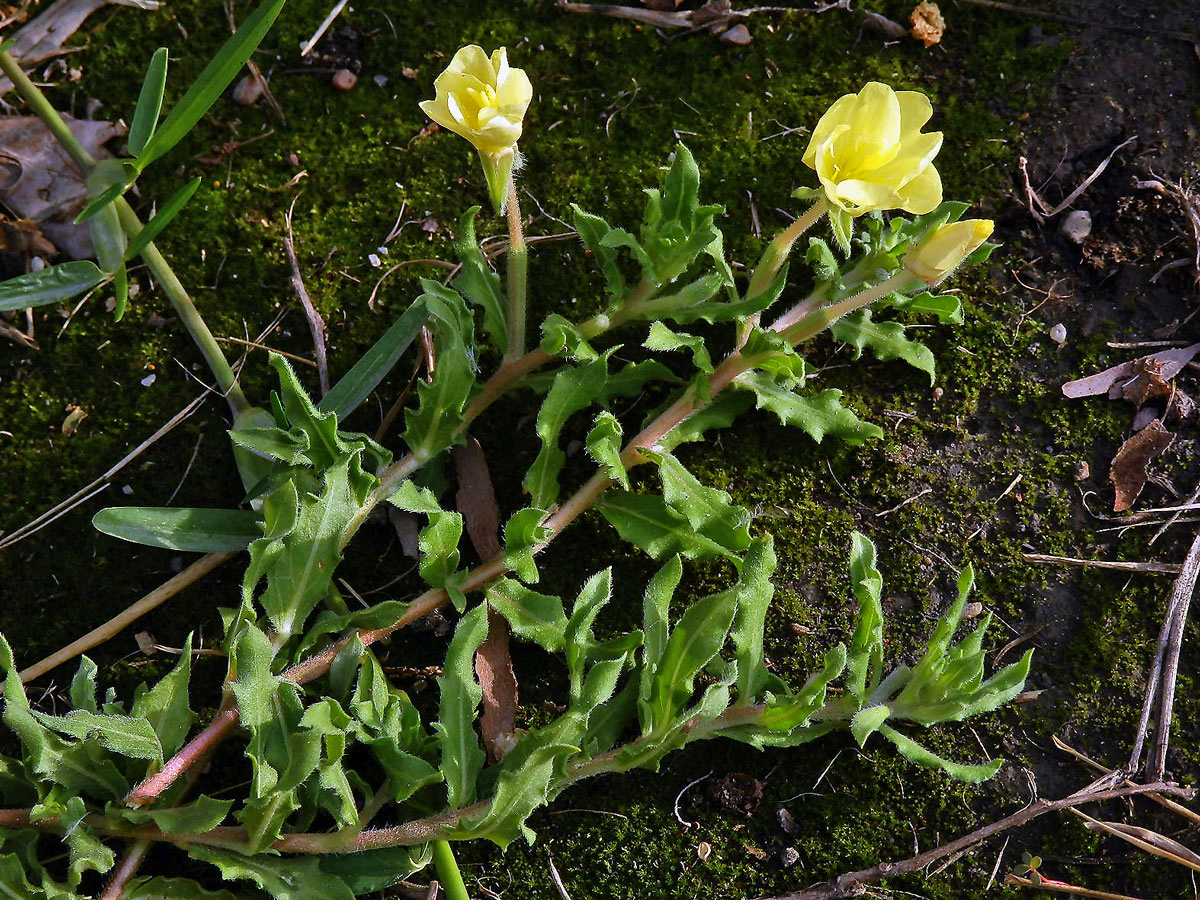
1022,553,1182,575
1127,529,1200,776
7,551,235,689
98,839,151,900
284,195,330,396
1145,529,1200,780
758,779,1193,900
1004,872,1146,900
224,0,285,123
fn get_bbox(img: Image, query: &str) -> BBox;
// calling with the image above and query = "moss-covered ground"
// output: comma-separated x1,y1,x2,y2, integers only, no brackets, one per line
2,0,1199,897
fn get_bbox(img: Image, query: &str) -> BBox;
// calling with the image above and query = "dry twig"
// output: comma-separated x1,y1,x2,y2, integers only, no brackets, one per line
284,195,330,396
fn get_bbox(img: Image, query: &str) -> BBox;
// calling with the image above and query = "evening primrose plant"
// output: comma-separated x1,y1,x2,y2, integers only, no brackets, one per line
0,17,1021,900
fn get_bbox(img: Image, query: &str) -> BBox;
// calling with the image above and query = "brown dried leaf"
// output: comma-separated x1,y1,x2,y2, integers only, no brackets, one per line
1077,811,1200,872
0,0,161,95
453,439,516,762
0,116,125,259
1061,342,1200,399
909,1,944,48
474,607,519,763
453,438,501,560
386,506,420,559
1110,419,1174,512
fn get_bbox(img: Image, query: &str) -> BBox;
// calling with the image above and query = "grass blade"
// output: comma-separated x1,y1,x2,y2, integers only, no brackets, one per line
136,0,286,168
129,47,169,157
124,177,202,261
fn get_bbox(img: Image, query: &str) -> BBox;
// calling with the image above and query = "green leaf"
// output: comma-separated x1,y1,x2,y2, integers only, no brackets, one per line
319,298,428,419
644,321,712,373
230,624,279,729
524,356,608,508
455,730,578,848
125,877,241,900
0,853,40,899
638,556,681,732
649,586,738,732
69,656,98,714
228,426,311,467
190,848,356,900
123,177,202,261
845,532,884,702
597,491,732,562
35,709,162,762
572,204,626,302
849,704,891,747
130,634,195,757
435,604,488,809
92,507,261,553
317,845,432,894
0,261,105,311
585,411,628,490
729,537,776,703
487,579,568,652
657,391,753,453
565,570,612,704
734,373,884,445
148,796,232,834
452,206,507,355
654,453,751,556
74,181,127,225
539,313,598,361
136,0,288,168
129,47,169,157
878,723,1002,782
257,457,356,639
895,290,963,325
402,282,477,460
759,643,846,733
416,506,466,609
503,507,551,583
1,635,128,799
831,309,936,382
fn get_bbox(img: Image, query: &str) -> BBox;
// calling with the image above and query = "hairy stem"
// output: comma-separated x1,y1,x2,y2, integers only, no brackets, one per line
504,180,528,364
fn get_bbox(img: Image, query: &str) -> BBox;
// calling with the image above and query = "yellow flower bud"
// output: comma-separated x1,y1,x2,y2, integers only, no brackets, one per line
903,219,994,284
803,82,943,217
419,46,532,212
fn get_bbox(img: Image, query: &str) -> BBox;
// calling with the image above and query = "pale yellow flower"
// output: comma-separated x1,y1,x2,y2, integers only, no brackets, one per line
903,219,994,284
420,45,532,211
803,83,943,217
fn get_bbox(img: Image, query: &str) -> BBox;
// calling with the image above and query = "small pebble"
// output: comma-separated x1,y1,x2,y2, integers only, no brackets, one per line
1049,322,1067,346
779,846,800,868
141,373,157,387
697,842,712,861
332,68,357,91
1060,209,1092,244
777,807,798,835
1074,460,1090,481
122,484,134,496
30,256,45,272
373,74,388,87
719,24,752,45
401,66,419,80
286,152,301,167
963,601,984,619
232,73,265,105
368,253,382,267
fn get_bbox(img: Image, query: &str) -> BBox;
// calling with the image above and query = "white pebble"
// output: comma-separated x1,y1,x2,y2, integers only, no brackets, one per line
1049,323,1067,346
1060,210,1092,244
141,373,157,386
368,253,382,267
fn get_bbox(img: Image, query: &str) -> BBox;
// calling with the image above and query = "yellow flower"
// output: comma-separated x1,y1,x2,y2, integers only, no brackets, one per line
903,219,994,284
803,83,943,217
420,45,532,211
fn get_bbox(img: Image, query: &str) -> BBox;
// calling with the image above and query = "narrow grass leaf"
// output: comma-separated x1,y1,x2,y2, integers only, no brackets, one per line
93,507,261,553
128,47,169,157
0,261,105,311
123,177,202,261
136,0,287,168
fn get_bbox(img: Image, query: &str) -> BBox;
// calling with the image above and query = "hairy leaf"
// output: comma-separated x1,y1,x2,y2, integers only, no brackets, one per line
435,604,489,808
734,373,884,445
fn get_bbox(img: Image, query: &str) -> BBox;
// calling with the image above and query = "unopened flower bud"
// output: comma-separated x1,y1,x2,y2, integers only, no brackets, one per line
903,219,994,284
